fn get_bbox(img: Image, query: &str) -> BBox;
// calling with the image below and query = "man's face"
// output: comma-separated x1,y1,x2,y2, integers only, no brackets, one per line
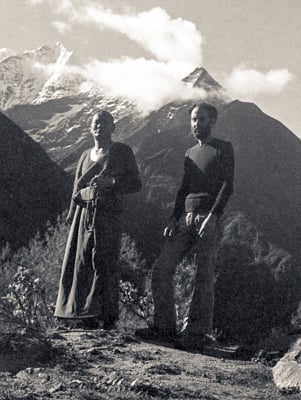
190,107,214,140
91,113,114,141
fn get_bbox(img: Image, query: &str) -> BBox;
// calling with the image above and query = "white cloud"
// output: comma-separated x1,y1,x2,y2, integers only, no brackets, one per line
35,2,206,113
33,54,208,114
29,1,203,78
225,67,293,99
73,4,205,112
27,1,293,113
53,0,74,13
78,57,207,114
52,20,71,34
78,5,203,76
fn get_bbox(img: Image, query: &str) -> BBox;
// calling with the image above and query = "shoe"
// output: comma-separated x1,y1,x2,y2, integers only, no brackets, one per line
76,318,100,330
54,317,71,331
175,336,204,352
103,321,117,331
135,326,176,342
175,333,216,352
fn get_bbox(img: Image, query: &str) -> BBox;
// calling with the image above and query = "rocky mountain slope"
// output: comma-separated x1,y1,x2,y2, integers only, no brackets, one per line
1,328,299,400
0,112,70,249
6,93,138,171
0,43,83,110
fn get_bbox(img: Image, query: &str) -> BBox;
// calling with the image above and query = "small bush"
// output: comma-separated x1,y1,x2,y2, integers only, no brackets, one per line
0,217,149,333
1,210,300,351
214,212,301,346
0,266,53,332
174,257,197,332
119,233,147,294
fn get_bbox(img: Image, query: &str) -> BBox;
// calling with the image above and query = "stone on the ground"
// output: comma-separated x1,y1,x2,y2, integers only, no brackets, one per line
273,336,301,391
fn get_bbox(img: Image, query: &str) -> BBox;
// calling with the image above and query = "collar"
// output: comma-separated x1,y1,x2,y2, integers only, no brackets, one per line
198,135,213,146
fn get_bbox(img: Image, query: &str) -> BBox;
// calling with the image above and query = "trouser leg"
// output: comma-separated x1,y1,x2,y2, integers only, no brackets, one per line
152,220,195,334
186,221,220,336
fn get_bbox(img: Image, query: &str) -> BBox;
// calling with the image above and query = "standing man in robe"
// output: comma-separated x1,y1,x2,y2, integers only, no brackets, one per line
136,103,234,351
55,110,142,330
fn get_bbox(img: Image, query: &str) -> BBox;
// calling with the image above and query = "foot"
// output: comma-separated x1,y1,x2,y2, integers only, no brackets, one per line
175,333,216,352
54,317,99,330
54,318,72,331
135,326,176,342
175,337,204,352
103,321,117,331
79,318,100,330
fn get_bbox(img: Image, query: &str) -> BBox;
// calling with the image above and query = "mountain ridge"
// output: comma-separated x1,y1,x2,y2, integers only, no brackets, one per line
0,111,70,249
0,43,84,109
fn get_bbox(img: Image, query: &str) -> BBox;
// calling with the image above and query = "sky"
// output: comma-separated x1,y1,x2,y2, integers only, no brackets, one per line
0,0,300,137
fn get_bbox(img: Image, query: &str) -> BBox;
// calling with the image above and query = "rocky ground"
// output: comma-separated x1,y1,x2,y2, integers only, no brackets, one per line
0,328,300,400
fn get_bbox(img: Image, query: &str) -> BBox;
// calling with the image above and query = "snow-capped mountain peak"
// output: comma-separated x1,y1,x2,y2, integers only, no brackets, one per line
183,67,223,91
0,43,229,112
0,43,82,109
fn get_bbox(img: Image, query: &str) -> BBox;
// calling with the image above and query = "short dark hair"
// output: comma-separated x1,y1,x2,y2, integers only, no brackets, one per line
93,110,114,124
188,102,218,122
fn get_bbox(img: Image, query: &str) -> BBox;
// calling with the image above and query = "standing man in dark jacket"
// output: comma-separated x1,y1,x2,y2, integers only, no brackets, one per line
136,103,234,351
55,110,142,330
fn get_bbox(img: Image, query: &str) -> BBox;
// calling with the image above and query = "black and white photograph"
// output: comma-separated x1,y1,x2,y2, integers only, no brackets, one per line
0,0,300,398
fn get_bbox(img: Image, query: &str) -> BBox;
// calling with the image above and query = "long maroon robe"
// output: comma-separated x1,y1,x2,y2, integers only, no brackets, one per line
54,142,141,324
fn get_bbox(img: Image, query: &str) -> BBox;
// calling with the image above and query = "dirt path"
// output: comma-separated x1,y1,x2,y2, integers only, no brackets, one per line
0,329,299,399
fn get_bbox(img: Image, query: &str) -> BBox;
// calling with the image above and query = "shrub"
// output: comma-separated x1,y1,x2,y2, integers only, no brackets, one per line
0,217,149,333
1,210,300,350
0,266,53,332
119,233,147,294
171,212,301,347
214,212,301,345
174,257,197,332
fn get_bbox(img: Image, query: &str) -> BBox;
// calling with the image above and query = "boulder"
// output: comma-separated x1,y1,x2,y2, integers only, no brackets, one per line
273,336,301,392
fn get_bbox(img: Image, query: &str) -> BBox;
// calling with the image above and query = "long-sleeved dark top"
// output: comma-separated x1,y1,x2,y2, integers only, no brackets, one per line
172,138,234,220
67,142,142,219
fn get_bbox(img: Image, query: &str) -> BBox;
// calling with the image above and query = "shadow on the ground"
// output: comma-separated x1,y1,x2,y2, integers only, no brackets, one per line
0,332,53,374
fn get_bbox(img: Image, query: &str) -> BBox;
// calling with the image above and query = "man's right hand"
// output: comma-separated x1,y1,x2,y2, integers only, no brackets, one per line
91,175,115,190
163,217,178,238
66,216,73,225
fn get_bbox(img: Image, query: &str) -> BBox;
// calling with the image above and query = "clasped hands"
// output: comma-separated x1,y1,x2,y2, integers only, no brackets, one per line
90,174,115,190
163,212,216,239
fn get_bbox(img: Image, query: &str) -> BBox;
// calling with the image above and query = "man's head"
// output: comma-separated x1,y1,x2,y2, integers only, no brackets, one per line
189,103,218,141
91,111,115,142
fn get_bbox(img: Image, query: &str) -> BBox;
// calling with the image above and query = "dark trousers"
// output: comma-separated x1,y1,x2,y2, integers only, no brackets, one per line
152,216,220,336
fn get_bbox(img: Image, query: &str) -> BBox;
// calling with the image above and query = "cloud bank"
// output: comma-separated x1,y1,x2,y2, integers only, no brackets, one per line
78,5,202,76
51,21,71,34
78,57,207,112
27,1,293,113
48,2,206,112
225,67,293,99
